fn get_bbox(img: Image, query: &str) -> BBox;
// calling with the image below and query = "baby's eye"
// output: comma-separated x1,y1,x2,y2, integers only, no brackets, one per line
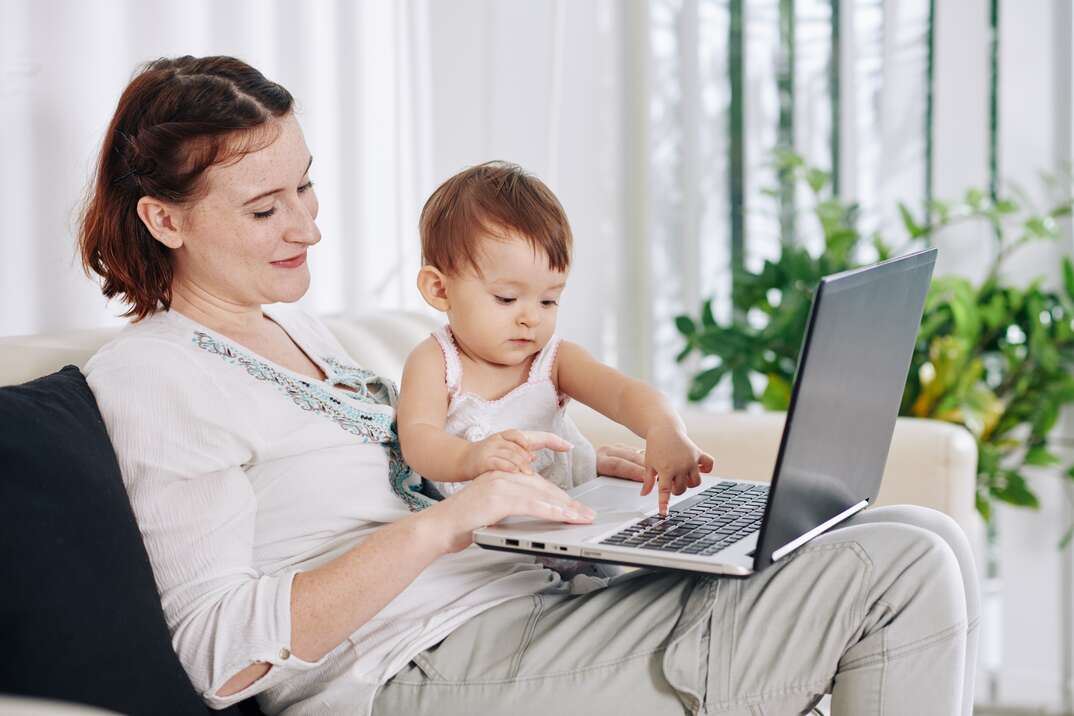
494,296,516,305
541,299,559,307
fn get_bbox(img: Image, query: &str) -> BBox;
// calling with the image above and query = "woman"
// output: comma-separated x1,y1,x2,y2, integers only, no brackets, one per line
79,56,979,715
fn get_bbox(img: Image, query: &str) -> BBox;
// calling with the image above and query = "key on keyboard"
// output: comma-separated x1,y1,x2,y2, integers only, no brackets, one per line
599,482,767,556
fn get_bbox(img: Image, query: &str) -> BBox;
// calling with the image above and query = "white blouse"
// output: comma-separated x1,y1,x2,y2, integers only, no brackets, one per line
84,305,559,714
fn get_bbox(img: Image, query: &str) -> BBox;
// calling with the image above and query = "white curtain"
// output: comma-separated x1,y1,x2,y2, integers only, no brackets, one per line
1,0,624,365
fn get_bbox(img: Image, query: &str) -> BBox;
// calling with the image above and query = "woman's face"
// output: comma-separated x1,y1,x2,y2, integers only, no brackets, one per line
169,113,320,310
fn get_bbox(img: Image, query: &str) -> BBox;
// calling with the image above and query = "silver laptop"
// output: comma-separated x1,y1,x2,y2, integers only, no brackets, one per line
473,249,937,576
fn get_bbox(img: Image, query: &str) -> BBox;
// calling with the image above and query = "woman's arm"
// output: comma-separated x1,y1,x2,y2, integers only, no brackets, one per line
219,508,444,695
221,470,598,695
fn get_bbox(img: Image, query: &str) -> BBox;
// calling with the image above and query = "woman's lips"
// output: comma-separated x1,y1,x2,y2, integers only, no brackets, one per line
271,252,307,268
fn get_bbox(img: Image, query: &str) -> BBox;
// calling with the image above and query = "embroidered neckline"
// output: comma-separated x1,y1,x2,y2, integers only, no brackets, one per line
188,329,438,513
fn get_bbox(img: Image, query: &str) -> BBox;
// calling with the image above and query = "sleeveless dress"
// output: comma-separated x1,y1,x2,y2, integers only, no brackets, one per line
428,325,597,497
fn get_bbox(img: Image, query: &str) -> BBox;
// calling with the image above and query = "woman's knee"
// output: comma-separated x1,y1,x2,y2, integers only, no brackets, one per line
846,521,968,634
854,505,979,616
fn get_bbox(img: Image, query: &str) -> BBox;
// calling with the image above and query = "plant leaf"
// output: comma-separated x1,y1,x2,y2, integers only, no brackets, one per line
993,471,1040,508
760,374,792,411
898,203,925,238
1025,445,1060,466
675,315,696,337
687,365,727,402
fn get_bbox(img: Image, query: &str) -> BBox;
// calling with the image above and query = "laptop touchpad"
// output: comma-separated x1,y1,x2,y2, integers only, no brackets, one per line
575,482,648,512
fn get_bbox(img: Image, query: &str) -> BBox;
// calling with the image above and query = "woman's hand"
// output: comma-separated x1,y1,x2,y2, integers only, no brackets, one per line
462,429,573,478
595,443,649,483
641,425,715,515
422,470,596,554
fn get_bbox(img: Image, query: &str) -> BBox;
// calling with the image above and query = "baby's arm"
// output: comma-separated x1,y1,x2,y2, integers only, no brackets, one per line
397,338,567,483
554,341,714,513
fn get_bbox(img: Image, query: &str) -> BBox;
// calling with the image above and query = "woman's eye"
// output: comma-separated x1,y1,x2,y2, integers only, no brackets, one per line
298,180,315,193
253,207,276,220
494,296,516,305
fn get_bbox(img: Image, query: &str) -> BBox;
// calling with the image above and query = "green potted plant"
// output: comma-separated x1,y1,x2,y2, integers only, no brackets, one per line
675,152,1074,539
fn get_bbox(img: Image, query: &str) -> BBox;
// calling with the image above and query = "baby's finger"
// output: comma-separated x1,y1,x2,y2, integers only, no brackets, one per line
639,466,657,496
699,452,715,473
502,442,535,466
658,473,673,516
517,430,573,453
490,456,525,474
671,473,688,496
495,448,533,474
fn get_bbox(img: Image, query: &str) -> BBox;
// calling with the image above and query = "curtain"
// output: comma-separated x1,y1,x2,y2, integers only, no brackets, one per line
0,0,623,367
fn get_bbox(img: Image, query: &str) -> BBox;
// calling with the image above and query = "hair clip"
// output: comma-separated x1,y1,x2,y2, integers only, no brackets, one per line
111,158,157,186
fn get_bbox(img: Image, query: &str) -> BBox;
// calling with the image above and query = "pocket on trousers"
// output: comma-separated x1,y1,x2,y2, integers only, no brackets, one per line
662,577,722,716
409,594,545,684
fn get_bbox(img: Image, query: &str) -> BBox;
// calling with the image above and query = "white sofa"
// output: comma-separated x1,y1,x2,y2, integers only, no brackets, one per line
0,309,980,536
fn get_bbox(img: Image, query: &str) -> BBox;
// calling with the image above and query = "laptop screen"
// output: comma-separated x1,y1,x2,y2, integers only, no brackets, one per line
752,249,937,570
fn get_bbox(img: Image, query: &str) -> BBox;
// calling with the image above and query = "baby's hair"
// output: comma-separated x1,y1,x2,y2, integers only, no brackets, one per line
419,161,572,276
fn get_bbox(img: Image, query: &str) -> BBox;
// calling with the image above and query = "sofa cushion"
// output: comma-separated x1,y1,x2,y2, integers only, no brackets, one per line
0,366,220,715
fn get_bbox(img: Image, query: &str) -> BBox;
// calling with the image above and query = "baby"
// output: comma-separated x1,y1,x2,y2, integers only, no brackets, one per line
397,161,714,516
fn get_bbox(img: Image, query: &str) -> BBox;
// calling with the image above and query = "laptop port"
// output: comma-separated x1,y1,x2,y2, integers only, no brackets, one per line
531,542,545,550
505,539,520,547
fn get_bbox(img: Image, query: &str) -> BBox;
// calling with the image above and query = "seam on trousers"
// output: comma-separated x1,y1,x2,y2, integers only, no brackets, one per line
410,651,449,682
726,579,739,698
508,594,544,679
839,618,967,671
699,611,712,710
703,679,834,711
879,625,886,715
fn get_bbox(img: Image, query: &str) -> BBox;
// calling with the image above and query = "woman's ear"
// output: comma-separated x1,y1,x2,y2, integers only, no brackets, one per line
416,266,450,312
136,196,185,250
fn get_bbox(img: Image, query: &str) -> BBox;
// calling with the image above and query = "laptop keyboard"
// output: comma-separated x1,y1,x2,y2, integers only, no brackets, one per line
599,481,768,556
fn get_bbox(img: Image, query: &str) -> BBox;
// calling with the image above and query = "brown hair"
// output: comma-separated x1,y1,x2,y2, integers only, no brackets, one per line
419,161,572,276
78,55,294,321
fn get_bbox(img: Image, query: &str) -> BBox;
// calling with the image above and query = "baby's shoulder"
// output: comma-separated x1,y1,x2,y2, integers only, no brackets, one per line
403,336,448,379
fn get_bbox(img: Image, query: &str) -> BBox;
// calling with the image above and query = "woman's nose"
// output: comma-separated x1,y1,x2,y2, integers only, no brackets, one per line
287,199,321,246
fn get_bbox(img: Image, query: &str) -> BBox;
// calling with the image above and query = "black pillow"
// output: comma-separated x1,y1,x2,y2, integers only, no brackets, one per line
0,366,247,715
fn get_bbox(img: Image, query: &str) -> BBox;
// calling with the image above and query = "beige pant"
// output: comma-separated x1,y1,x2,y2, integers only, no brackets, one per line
373,505,980,715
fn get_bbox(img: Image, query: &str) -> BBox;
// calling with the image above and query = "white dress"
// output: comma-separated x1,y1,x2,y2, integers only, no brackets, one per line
427,325,597,497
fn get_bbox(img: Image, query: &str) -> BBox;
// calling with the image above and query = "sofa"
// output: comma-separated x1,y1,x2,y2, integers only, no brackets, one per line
0,309,979,715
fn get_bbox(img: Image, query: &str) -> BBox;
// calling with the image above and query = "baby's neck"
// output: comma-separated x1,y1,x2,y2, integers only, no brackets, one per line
452,334,540,402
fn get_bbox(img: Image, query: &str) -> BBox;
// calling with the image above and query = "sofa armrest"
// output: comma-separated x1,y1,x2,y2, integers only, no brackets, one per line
567,404,979,537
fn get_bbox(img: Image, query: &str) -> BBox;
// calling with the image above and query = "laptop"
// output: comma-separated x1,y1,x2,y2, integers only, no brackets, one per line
473,248,937,576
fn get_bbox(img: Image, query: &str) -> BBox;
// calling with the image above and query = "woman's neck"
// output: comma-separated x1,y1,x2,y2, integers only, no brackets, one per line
168,284,266,338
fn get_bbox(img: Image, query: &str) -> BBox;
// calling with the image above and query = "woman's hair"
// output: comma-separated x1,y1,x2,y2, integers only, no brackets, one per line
419,161,572,277
78,55,293,321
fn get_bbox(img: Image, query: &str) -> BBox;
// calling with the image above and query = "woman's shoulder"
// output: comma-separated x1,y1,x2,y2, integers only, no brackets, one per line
83,310,227,400
87,311,194,367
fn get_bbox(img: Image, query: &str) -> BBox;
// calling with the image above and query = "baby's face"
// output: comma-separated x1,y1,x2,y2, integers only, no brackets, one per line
445,233,567,368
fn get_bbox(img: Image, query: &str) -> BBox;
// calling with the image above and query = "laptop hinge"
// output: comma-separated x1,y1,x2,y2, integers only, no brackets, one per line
771,499,870,562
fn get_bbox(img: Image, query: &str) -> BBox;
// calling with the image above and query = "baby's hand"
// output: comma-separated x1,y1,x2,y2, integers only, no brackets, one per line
463,430,573,478
640,425,715,516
